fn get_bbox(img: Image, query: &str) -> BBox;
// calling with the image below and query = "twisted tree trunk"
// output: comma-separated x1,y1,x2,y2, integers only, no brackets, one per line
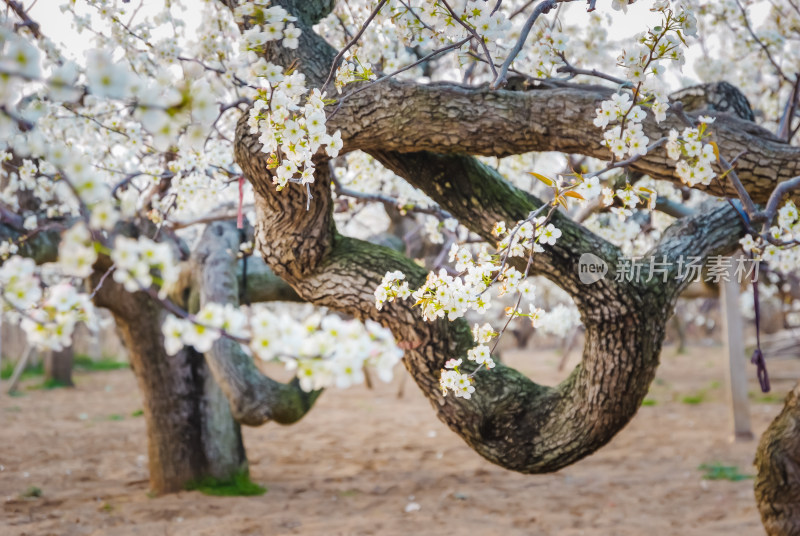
229,0,747,473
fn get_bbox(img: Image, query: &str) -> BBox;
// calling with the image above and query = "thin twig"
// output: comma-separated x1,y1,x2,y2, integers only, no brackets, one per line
777,74,800,142
718,154,758,217
556,59,632,87
4,0,41,38
321,0,389,95
329,162,452,220
398,0,435,32
89,264,116,299
492,0,576,89
440,0,498,78
734,0,790,82
762,175,800,224
169,208,252,230
509,0,537,19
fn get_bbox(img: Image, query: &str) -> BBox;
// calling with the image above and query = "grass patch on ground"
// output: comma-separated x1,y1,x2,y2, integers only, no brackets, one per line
35,378,72,390
20,486,42,498
185,470,266,497
2,356,128,389
680,380,723,405
74,356,129,371
750,391,785,404
641,398,657,406
1,361,43,381
680,392,708,405
698,462,752,482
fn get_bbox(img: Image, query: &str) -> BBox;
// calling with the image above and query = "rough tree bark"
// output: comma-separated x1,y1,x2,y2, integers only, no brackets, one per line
327,80,798,202
0,216,317,494
91,265,247,494
88,228,322,494
232,14,800,530
191,221,321,426
756,384,800,536
230,0,748,473
4,0,797,525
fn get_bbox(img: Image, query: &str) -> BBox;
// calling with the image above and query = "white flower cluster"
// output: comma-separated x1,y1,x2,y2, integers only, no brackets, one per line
740,201,800,274
496,218,563,256
376,216,565,399
432,0,512,54
21,283,95,351
377,253,495,323
466,322,496,370
376,217,561,321
234,2,301,51
613,184,659,219
163,304,403,392
374,270,412,311
0,256,41,310
110,236,178,296
535,303,582,338
247,69,342,189
438,322,497,399
334,50,378,93
440,360,475,399
0,23,42,83
593,4,700,163
58,223,99,278
0,257,95,350
332,0,511,82
526,30,570,78
665,116,717,187
574,176,603,201
777,202,800,238
595,93,652,159
577,175,657,218
162,302,246,355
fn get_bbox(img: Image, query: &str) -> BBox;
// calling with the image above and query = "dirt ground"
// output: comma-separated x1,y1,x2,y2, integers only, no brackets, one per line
1,343,796,536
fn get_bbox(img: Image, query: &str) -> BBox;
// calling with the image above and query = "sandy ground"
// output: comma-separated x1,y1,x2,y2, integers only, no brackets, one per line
1,344,797,536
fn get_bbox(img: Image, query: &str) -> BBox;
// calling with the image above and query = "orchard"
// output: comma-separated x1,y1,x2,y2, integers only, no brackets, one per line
2,0,800,534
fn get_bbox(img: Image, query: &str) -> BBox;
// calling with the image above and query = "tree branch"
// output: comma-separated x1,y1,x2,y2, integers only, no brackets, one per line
327,79,799,203
228,0,757,475
192,221,320,426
